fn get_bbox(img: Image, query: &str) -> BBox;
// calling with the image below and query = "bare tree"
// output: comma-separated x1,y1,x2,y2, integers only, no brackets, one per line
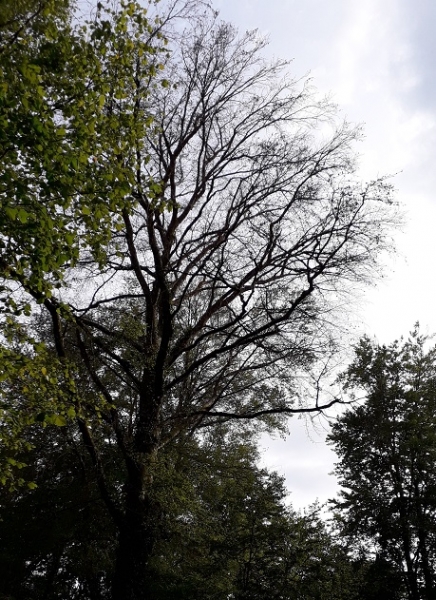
22,9,397,600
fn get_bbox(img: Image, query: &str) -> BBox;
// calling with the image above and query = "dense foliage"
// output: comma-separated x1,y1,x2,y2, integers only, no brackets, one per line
330,328,436,600
0,422,380,600
0,0,164,304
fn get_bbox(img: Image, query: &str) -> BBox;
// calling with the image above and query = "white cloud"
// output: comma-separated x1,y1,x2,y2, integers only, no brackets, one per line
212,0,436,508
260,418,339,510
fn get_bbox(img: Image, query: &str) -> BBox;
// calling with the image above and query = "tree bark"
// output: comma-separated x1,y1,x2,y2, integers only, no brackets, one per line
111,452,162,600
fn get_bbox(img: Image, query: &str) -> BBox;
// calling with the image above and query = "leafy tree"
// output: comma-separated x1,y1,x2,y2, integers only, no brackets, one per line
0,0,165,477
148,431,359,600
0,424,118,599
0,0,164,307
329,327,436,600
0,1,399,598
0,423,358,600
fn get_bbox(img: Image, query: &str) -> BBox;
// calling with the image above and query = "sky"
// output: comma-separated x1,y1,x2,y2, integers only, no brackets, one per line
213,0,436,510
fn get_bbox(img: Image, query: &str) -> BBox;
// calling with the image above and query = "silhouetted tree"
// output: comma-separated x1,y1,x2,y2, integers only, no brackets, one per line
330,327,436,600
0,2,398,598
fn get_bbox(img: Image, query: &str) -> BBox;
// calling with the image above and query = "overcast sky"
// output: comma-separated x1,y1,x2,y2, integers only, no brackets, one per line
213,0,436,510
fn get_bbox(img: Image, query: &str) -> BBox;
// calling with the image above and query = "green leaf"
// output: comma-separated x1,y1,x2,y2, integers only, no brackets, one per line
5,207,17,220
17,208,29,224
51,414,67,426
66,407,76,419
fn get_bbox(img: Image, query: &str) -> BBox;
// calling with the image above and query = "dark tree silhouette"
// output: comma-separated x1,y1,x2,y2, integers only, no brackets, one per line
330,328,436,600
0,3,398,599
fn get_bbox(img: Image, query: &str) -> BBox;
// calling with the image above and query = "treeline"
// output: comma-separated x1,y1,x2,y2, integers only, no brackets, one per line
1,0,429,599
0,422,357,599
2,329,436,599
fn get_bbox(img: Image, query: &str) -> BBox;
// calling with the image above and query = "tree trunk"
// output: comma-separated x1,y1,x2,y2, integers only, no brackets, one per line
111,453,162,600
419,534,436,600
392,458,420,600
413,465,435,600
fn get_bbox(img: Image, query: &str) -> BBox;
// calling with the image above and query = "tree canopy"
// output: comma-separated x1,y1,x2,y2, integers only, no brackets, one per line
330,327,436,600
0,1,399,598
0,0,165,308
0,421,364,600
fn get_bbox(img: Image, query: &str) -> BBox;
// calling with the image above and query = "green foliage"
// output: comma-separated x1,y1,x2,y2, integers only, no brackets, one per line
147,431,356,600
0,315,117,488
0,0,164,487
0,317,81,487
0,425,358,600
0,0,164,309
330,326,436,599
